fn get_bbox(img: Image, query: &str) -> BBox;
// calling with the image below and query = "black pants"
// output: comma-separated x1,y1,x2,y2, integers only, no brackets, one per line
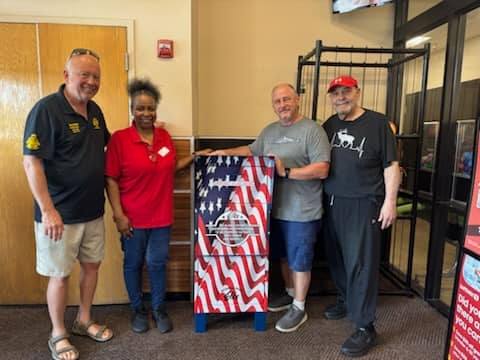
324,195,382,328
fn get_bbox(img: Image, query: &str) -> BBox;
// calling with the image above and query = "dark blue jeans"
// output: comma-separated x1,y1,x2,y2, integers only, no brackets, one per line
121,227,171,310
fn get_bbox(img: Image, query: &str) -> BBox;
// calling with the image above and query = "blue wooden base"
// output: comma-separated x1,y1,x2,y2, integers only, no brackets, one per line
194,313,207,333
254,312,267,331
194,312,267,333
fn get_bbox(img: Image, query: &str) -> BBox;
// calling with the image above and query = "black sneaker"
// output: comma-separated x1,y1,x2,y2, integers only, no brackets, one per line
324,301,347,320
268,293,293,312
152,305,173,333
341,325,377,357
131,306,149,333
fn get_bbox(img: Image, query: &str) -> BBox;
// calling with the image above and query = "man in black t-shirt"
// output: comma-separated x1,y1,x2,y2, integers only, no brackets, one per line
322,75,400,357
23,48,113,360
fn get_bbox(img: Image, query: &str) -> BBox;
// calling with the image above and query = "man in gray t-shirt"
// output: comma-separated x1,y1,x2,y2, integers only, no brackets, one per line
212,83,330,333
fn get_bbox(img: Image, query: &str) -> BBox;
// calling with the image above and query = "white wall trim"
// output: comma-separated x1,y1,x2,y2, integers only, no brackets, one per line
172,136,195,141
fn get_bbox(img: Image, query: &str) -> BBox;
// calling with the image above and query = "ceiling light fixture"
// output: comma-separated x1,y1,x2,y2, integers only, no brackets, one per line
406,35,431,48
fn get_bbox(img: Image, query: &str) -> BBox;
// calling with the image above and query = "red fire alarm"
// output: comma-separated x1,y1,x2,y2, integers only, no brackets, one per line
157,39,174,58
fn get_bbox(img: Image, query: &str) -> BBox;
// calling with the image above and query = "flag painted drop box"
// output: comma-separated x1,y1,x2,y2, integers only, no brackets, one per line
193,155,275,332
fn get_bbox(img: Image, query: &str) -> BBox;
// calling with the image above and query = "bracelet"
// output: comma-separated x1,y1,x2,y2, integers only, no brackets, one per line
285,167,291,179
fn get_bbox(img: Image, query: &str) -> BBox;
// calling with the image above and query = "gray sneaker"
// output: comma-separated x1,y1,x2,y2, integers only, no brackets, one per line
275,304,308,333
268,293,293,312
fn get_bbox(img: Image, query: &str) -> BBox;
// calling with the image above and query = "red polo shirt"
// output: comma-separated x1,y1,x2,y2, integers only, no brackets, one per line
105,124,176,228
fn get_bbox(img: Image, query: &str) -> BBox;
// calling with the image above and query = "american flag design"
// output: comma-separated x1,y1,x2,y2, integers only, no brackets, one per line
194,156,275,313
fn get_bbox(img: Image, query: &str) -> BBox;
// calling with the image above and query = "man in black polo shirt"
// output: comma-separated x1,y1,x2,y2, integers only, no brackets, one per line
322,75,401,357
23,48,113,360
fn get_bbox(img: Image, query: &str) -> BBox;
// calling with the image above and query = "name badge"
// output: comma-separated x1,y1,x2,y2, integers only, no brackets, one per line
158,146,170,157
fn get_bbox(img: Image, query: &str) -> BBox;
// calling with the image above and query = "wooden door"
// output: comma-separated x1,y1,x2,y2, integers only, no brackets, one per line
0,22,130,304
0,23,46,304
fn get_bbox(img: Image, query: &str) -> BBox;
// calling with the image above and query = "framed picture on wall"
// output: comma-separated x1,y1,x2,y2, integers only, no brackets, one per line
451,119,475,204
421,121,439,171
454,120,475,178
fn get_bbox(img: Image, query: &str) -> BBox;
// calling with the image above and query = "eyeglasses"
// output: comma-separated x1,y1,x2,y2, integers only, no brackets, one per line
69,48,100,61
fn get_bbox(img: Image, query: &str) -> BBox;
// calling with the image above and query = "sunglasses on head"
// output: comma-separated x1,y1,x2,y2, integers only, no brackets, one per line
69,48,100,61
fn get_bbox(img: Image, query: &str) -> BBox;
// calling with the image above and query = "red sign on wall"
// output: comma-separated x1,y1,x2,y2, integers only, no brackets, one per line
448,255,480,359
465,131,480,256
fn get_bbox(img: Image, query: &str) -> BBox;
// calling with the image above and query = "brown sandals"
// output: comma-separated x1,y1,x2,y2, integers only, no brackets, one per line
48,334,79,360
71,319,113,342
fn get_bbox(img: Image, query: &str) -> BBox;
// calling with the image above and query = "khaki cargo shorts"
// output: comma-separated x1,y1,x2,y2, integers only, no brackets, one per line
35,216,105,277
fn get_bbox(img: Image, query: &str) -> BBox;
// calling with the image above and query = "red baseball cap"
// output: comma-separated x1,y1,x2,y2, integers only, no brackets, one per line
327,75,358,93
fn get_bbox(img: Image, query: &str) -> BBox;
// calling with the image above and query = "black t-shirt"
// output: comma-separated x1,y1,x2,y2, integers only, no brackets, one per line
23,85,110,224
323,109,397,198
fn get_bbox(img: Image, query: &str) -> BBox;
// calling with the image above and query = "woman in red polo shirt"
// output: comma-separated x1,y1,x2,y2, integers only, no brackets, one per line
105,78,207,334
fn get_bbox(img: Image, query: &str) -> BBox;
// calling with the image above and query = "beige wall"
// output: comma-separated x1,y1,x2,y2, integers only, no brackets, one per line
0,0,194,136
408,0,443,20
461,35,480,82
196,0,394,137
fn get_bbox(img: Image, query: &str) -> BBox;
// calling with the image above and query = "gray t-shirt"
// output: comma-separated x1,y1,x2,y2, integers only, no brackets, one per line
249,118,330,221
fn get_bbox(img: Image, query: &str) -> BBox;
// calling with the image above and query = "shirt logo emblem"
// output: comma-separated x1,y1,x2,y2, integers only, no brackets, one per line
92,118,101,130
25,133,40,150
331,128,366,158
274,135,298,144
158,146,170,157
68,122,81,134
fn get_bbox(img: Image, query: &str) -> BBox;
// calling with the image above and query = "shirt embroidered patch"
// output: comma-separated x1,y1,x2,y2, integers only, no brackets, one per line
92,117,101,129
68,123,81,134
25,133,40,150
158,146,170,157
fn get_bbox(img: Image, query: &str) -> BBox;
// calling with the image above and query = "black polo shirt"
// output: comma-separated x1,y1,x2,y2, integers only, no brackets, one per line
23,85,110,224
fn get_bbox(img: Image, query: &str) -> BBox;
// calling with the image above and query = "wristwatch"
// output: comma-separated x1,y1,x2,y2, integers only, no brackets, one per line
284,167,291,179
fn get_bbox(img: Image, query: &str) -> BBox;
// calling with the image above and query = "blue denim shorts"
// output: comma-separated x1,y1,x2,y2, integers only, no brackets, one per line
270,218,321,272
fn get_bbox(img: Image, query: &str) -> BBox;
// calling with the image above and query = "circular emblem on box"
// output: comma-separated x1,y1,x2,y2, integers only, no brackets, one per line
212,210,255,247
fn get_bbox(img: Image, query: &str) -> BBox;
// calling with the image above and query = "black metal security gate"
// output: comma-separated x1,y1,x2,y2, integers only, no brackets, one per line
296,40,430,296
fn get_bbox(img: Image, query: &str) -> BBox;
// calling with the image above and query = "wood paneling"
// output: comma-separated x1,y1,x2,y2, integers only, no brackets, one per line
142,192,192,293
172,192,191,242
173,139,192,190
0,23,47,304
166,245,191,292
171,145,192,293
142,245,191,293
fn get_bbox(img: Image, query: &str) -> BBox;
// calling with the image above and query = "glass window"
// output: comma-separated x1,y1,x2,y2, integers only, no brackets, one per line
420,121,439,194
392,22,448,295
440,210,464,306
389,199,433,294
408,0,444,21
441,6,480,307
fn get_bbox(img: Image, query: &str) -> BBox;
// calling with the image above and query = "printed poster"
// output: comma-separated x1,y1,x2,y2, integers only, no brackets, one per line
465,131,480,256
448,255,480,360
